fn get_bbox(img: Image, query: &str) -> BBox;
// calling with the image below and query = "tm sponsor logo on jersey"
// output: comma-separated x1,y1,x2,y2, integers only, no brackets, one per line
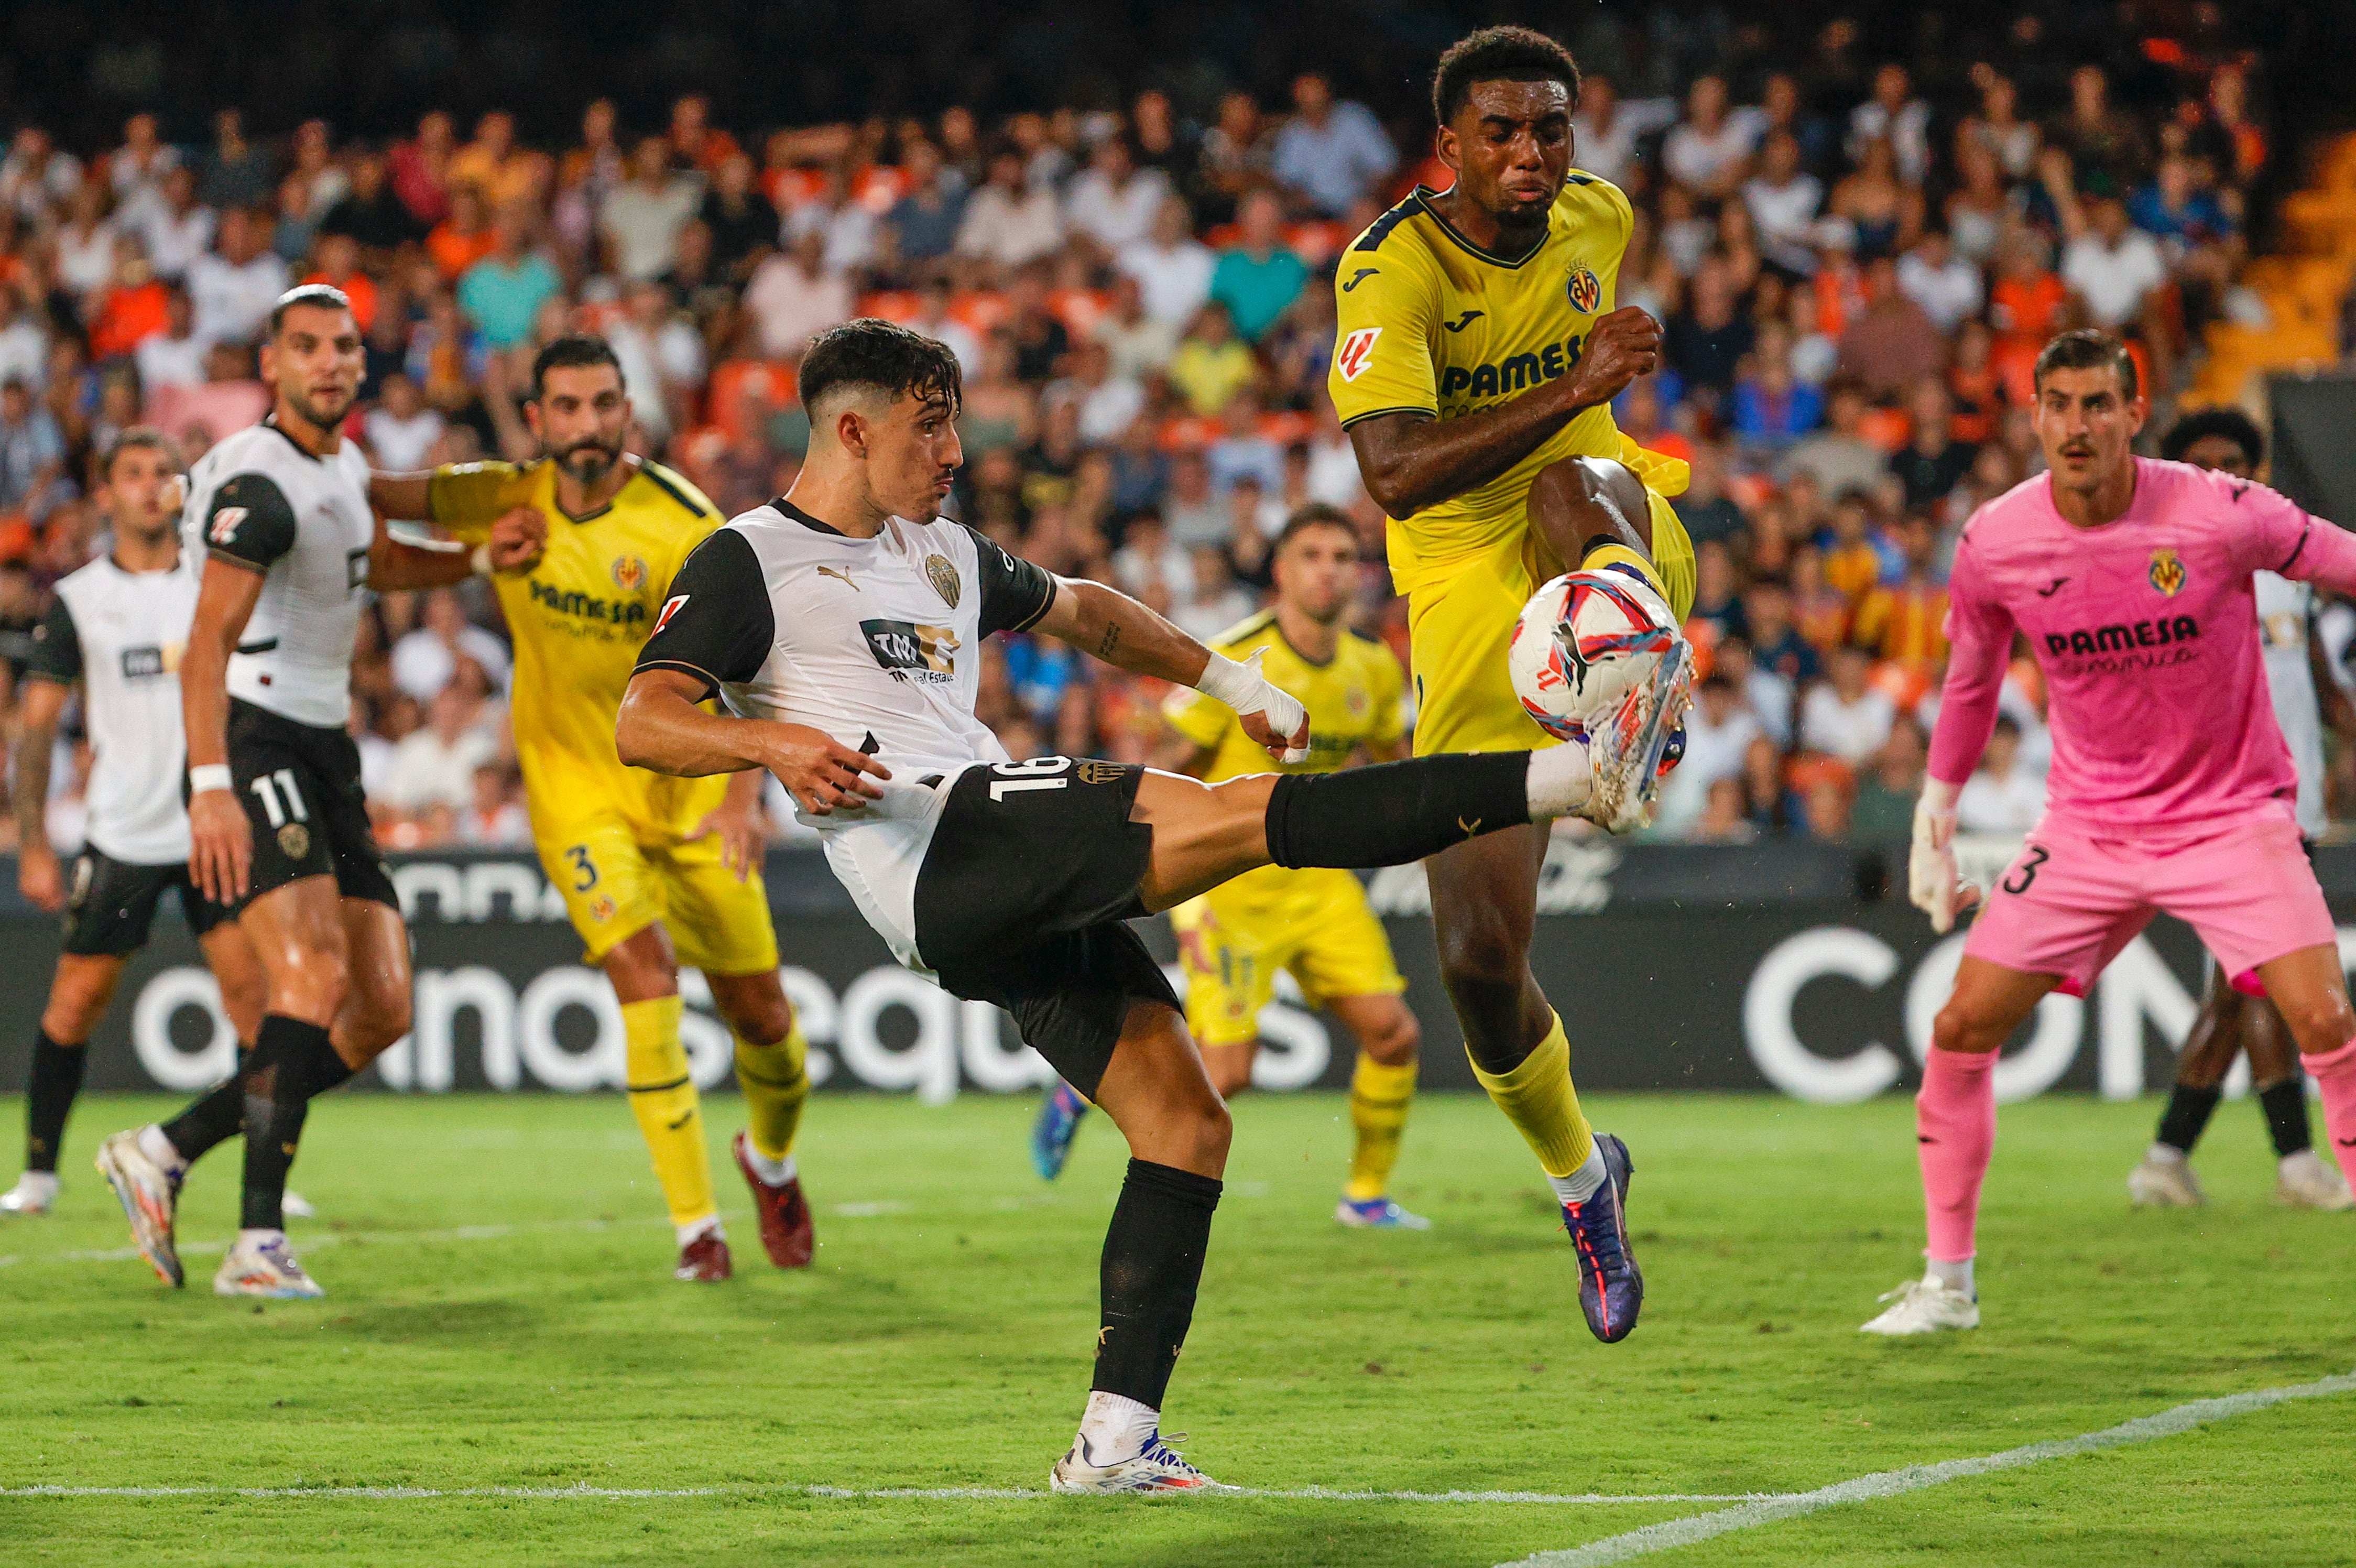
2042,614,2201,671
529,576,649,627
1437,330,1588,406
861,618,959,682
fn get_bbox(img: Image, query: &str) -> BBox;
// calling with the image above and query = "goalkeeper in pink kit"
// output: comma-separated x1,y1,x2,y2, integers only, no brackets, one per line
1866,330,2356,1335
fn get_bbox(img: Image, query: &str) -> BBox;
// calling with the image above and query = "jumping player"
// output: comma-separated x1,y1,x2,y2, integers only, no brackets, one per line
2125,407,2353,1211
1,431,263,1217
1030,504,1428,1230
1330,25,1696,1337
1874,330,2356,1335
615,320,1672,1490
370,335,815,1284
94,285,544,1298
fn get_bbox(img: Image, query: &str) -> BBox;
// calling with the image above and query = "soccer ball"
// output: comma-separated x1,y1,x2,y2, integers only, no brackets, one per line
1509,568,1680,742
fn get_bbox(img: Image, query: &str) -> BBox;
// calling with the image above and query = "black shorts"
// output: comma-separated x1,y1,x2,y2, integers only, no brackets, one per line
915,758,1178,1097
61,846,233,957
226,699,397,910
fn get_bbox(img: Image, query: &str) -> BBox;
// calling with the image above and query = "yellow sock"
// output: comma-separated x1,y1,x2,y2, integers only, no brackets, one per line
734,1025,810,1163
1344,1052,1418,1202
621,995,716,1229
1468,1014,1594,1179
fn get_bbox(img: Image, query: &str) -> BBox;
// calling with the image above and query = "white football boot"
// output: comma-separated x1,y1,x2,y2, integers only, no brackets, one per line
214,1231,326,1299
1859,1276,1980,1335
2127,1153,2207,1207
0,1170,58,1215
94,1128,185,1286
1050,1432,1235,1494
2276,1150,2354,1210
1584,639,1695,834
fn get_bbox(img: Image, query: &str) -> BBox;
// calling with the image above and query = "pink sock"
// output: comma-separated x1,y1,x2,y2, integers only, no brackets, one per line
2300,1039,2356,1190
1917,1048,1998,1265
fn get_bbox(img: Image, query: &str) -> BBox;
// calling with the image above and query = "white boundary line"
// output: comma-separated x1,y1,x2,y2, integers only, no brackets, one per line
0,1482,1763,1506
1501,1368,2356,1567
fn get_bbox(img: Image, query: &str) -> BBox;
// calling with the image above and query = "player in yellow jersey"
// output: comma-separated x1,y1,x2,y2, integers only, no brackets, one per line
1329,27,1695,1341
369,336,815,1283
1027,507,1428,1228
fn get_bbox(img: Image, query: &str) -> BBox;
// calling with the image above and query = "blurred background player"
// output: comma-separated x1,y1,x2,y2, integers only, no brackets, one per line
1884,331,2356,1336
372,334,814,1283
1031,503,1427,1231
2125,407,2355,1211
1330,26,1695,1340
94,286,543,1299
1,431,263,1217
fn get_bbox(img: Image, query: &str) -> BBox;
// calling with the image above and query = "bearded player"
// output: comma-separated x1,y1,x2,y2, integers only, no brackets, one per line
1031,505,1430,1230
1331,25,1695,1339
369,335,814,1283
1873,330,2356,1336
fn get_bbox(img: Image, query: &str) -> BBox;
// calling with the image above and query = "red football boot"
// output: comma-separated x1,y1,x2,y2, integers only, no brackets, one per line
733,1131,815,1268
675,1229,732,1282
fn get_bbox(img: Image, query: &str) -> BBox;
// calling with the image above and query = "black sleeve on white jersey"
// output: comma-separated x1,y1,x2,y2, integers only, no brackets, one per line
201,472,301,571
633,528,776,696
21,595,81,685
963,525,1056,638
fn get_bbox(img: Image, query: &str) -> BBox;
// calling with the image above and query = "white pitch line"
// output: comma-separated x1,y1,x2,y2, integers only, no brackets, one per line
1502,1367,2356,1567
0,1482,1766,1507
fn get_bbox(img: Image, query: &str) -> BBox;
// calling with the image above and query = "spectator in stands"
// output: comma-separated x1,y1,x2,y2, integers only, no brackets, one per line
1,127,80,222
1663,74,1760,199
1673,443,1749,548
457,763,532,847
1838,254,1943,399
1956,714,2046,834
1782,377,1883,497
1665,254,1755,401
391,589,511,702
1847,64,1932,187
133,285,206,394
1571,74,1677,190
0,378,66,519
880,139,963,282
1896,227,1982,334
1828,136,1921,261
744,230,853,361
318,147,415,255
955,148,1064,282
427,183,497,281
1271,72,1397,218
199,109,274,211
1849,714,1926,844
363,373,444,472
107,113,179,224
1801,644,1897,766
1065,134,1171,256
1048,339,1143,448
451,112,547,212
1889,378,1975,509
140,166,215,282
667,95,741,176
1169,301,1259,417
1093,273,1179,379
601,136,701,281
1195,91,1271,227
1209,190,1308,344
384,683,497,815
1745,580,1823,689
187,206,288,347
1120,195,1216,330
457,204,560,350
701,151,782,282
1744,132,1825,276
1660,672,1764,841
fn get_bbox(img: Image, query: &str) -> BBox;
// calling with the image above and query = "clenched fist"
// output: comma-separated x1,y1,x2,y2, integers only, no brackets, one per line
1563,306,1663,414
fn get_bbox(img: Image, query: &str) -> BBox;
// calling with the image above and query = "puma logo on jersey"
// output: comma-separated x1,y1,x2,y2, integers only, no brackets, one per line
1341,268,1379,292
1336,326,1381,382
1443,310,1485,332
817,565,860,592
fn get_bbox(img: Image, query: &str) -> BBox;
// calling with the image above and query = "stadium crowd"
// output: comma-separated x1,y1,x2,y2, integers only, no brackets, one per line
0,11,2282,853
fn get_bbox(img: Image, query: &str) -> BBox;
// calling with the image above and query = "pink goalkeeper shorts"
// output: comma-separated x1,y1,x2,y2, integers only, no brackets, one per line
1964,812,2337,998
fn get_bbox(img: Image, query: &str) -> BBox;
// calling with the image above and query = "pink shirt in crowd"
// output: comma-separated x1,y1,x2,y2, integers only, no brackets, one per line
1929,458,2356,839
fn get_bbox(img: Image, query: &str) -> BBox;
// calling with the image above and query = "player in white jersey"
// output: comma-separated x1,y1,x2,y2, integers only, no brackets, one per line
1,432,264,1217
2125,408,2354,1210
94,285,547,1298
616,322,1673,1492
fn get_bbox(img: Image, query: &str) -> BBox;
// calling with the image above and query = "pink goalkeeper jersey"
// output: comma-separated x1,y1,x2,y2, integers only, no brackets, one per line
1930,458,2356,839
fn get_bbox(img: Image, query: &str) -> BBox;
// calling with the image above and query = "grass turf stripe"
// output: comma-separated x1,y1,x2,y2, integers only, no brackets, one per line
1502,1368,2356,1567
0,1483,1764,1505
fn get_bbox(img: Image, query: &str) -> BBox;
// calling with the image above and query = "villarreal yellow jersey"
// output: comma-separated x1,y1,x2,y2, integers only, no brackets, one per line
428,458,728,842
1327,176,1692,601
1162,610,1407,783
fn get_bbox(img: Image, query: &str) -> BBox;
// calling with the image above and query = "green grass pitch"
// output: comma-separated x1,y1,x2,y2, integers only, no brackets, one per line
2,1090,2351,1566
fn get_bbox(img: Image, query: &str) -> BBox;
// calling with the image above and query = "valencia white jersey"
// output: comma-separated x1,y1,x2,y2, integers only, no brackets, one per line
181,419,375,728
634,498,1056,963
24,551,202,864
2254,569,2326,838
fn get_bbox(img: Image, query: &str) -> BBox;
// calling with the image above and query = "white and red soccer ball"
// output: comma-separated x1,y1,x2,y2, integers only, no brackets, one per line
1509,568,1679,742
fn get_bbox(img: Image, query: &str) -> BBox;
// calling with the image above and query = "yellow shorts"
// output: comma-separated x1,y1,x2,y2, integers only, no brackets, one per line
1409,488,1693,757
1170,864,1404,1049
536,816,780,975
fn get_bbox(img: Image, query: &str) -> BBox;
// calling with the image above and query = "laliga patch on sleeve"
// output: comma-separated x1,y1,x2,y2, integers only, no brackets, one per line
1336,326,1382,382
653,594,688,635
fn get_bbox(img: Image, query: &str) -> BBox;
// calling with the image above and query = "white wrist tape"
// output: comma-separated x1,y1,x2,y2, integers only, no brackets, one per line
1195,650,1269,712
470,541,495,575
189,764,233,796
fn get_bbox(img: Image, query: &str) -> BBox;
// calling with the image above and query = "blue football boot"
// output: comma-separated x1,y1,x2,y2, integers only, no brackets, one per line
1030,1081,1089,1180
1562,1133,1642,1342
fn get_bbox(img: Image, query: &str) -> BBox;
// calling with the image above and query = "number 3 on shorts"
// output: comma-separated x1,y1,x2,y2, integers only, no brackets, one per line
564,844,598,892
2001,845,2049,896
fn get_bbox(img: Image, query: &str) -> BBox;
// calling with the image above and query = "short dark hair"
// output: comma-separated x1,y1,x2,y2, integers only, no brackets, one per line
102,426,177,478
2032,329,2139,401
2160,405,2264,468
1433,26,1581,128
799,318,963,420
1273,502,1358,556
530,333,624,398
269,283,354,336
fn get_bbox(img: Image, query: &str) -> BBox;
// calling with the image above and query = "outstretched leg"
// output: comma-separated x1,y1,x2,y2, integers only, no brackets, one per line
2252,945,2356,1196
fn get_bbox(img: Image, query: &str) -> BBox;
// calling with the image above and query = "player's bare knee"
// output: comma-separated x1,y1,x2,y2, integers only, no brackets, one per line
2276,990,2354,1055
1365,1007,1420,1066
1930,997,2006,1055
722,990,792,1048
1436,919,1528,995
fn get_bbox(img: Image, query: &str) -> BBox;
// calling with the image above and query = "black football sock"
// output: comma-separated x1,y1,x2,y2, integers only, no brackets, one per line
25,1030,86,1174
1264,752,1530,869
2256,1076,2314,1158
239,1015,354,1232
160,1044,256,1166
2154,1081,2223,1156
1090,1159,1222,1411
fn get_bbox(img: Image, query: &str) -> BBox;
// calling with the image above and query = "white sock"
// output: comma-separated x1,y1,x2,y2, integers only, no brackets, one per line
1546,1144,1609,1206
1926,1257,1975,1297
15,1169,58,1200
137,1123,187,1173
2145,1142,2187,1166
1524,743,1593,820
1075,1390,1159,1465
745,1147,797,1186
238,1227,287,1247
677,1215,725,1247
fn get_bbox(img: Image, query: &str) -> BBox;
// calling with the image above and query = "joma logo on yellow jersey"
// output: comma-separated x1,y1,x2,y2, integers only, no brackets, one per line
1437,331,1586,402
528,577,649,625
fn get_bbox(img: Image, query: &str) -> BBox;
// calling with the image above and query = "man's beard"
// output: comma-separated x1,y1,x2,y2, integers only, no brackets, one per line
557,440,622,484
284,385,354,431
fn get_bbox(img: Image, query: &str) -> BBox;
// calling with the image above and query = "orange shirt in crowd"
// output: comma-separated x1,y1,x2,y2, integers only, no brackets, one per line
1989,270,2066,352
427,220,496,281
1851,580,1950,669
303,270,379,332
1821,542,1883,604
88,280,171,358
